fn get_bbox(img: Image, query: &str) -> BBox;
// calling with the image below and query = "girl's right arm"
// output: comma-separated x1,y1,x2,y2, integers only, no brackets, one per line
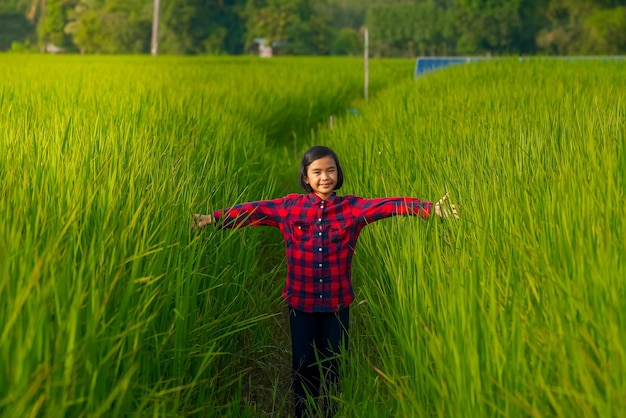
192,195,295,231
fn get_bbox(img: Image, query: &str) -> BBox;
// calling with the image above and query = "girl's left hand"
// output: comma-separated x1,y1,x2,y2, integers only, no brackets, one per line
435,192,459,219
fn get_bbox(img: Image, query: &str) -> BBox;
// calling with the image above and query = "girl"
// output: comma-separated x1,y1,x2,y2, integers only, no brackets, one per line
193,145,457,417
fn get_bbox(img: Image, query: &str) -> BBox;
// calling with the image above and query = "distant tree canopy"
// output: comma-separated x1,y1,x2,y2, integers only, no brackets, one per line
0,11,33,50
1,0,626,55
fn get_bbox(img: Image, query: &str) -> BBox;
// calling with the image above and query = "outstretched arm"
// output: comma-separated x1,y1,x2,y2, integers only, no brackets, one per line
354,191,459,225
191,195,295,231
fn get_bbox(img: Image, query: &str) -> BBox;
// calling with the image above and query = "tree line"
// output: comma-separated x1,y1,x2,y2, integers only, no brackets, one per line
1,0,626,56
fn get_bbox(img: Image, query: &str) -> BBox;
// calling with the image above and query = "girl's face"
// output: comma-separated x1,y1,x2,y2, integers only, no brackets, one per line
304,156,338,199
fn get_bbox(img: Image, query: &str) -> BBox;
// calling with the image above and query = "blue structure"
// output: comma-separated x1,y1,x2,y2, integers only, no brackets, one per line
414,56,492,77
415,55,625,77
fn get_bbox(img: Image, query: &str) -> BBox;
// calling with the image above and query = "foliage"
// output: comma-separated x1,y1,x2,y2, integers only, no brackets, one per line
39,0,75,49
3,0,626,55
366,1,455,57
240,0,335,55
331,27,361,56
454,0,524,54
584,6,626,54
536,0,597,54
0,12,34,49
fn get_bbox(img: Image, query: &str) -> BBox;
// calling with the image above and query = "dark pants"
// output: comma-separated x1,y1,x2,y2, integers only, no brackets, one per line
289,307,349,418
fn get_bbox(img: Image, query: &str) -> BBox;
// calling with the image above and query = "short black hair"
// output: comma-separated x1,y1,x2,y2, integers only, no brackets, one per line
299,146,344,193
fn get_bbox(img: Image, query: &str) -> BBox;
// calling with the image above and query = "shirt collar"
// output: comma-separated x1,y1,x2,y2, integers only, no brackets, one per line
308,192,337,203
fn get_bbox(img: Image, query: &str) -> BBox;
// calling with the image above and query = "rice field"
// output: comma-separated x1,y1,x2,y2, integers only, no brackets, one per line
0,54,624,417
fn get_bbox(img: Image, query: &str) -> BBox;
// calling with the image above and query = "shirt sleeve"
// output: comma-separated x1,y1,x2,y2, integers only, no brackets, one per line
352,196,433,225
212,195,292,229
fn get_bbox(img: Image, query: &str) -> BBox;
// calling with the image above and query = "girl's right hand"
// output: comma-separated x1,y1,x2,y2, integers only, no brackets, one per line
192,214,213,230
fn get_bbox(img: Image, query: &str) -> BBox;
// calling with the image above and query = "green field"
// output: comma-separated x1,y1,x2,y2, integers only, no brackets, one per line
1,54,624,417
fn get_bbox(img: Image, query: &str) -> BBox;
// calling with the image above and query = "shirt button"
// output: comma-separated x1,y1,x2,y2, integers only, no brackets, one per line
319,295,323,298
318,263,322,267
318,248,322,252
319,279,323,283
318,232,322,236
318,218,322,222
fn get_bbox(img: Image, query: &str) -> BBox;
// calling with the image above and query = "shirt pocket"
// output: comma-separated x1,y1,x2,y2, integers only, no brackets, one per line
330,221,349,244
292,221,311,242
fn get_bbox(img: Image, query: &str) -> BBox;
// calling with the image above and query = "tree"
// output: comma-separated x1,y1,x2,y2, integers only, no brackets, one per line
63,0,151,53
39,0,75,49
158,0,245,54
64,0,107,53
536,0,597,54
0,12,34,50
365,1,457,57
243,0,298,51
241,0,333,55
453,0,525,55
584,6,626,54
331,27,360,55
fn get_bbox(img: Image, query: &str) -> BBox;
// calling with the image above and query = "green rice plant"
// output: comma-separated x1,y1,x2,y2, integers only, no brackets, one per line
0,56,266,417
317,58,625,417
6,53,621,417
0,53,417,417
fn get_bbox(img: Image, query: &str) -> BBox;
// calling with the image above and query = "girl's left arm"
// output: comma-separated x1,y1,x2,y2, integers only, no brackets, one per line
354,196,434,224
354,192,457,224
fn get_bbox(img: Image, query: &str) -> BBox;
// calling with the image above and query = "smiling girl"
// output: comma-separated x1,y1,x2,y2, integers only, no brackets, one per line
193,145,457,417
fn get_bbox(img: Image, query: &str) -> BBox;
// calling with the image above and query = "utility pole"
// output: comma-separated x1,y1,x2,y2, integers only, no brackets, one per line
151,0,160,56
364,27,369,101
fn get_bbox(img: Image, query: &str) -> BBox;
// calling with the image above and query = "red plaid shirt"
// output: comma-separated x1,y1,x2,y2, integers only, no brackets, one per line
213,192,433,313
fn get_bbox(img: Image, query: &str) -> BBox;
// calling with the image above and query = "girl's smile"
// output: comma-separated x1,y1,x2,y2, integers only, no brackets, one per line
304,156,338,199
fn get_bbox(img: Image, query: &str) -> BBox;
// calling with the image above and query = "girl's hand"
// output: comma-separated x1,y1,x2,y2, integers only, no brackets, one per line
434,192,459,219
192,214,213,230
